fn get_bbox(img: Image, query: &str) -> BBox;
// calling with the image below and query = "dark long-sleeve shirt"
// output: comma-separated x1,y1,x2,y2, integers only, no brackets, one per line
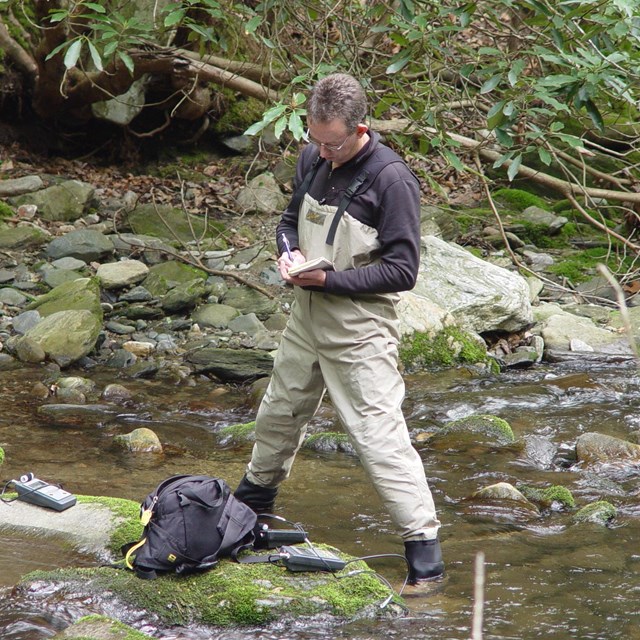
276,131,421,296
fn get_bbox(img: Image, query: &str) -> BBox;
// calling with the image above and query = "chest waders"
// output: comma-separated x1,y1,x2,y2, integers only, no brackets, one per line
246,153,441,541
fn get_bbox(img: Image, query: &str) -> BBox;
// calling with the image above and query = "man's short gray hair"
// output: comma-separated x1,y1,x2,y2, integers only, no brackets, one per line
307,73,368,132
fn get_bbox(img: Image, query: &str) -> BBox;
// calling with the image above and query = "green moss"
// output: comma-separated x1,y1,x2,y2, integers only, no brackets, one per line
493,188,548,212
0,446,4,466
22,545,396,626
441,414,515,445
218,420,256,445
572,500,617,525
519,484,576,509
546,247,631,284
303,432,353,452
62,614,150,640
212,94,267,136
400,326,496,372
76,495,143,556
0,200,14,219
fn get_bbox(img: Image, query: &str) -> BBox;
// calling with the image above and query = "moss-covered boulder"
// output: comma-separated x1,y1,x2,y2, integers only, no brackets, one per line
400,326,496,372
22,550,400,628
143,261,208,297
5,494,401,630
303,431,355,454
124,203,226,248
218,420,256,445
113,428,163,453
56,614,149,640
27,277,103,318
572,500,617,525
436,414,515,446
518,484,576,510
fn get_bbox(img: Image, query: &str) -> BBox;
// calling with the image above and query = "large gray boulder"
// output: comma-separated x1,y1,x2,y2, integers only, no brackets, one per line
19,309,103,367
414,235,533,333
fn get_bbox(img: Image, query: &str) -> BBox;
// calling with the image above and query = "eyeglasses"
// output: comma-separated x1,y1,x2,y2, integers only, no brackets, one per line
302,128,356,152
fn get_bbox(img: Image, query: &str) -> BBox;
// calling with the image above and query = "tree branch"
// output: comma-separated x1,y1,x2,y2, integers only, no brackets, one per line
0,19,38,82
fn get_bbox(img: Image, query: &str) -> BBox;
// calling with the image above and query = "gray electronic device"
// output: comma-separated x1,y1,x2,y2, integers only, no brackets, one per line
13,473,76,511
280,545,347,572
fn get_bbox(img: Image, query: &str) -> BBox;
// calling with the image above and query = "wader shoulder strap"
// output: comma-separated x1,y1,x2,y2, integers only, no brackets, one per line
325,147,407,246
326,170,369,246
289,154,323,214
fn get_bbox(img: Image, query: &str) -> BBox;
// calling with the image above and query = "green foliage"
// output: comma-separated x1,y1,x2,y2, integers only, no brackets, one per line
0,201,14,219
0,446,4,466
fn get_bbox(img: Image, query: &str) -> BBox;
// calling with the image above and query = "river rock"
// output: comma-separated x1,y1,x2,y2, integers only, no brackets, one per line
186,347,274,382
28,277,103,318
108,233,174,265
575,432,640,465
0,286,28,307
9,309,40,334
572,500,617,525
96,259,149,289
437,414,515,446
221,286,279,320
14,335,46,363
113,427,162,453
228,312,266,335
46,229,115,261
0,225,49,249
0,175,44,196
124,203,221,245
192,303,241,328
143,261,207,296
161,278,208,313
235,171,289,214
536,310,633,354
414,235,533,333
11,179,95,222
101,383,134,403
20,309,103,367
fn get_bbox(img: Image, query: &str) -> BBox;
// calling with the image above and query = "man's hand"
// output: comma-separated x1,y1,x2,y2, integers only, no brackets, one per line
277,250,327,288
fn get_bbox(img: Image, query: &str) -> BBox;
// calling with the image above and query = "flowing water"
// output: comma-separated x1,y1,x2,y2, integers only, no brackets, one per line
1,360,640,640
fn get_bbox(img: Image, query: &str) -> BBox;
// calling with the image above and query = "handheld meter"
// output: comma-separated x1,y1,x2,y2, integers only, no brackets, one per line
13,473,76,511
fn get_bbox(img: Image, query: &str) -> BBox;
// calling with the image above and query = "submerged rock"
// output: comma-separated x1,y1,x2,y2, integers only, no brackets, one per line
576,432,640,465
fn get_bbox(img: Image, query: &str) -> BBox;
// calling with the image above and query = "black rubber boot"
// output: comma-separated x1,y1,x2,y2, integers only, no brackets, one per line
405,538,445,584
234,475,278,513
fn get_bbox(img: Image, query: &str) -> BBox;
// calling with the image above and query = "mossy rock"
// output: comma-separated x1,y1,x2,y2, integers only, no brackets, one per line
492,188,549,212
572,500,617,525
27,277,103,318
0,200,15,219
75,496,143,556
518,484,576,509
400,326,496,372
56,614,149,640
303,432,355,454
438,414,515,446
218,420,256,445
22,546,400,628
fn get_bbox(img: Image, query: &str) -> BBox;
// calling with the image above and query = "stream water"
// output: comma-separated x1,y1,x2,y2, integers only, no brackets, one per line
1,359,639,640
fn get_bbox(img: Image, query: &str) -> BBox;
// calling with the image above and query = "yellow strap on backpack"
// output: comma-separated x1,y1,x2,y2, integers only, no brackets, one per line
125,537,147,570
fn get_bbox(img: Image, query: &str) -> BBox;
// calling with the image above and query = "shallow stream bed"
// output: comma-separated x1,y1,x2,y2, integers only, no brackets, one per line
1,361,639,639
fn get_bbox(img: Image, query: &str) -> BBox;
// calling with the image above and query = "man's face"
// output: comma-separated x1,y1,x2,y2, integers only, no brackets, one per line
305,119,366,166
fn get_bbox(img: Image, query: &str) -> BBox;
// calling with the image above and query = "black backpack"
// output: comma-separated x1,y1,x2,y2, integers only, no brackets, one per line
123,475,257,579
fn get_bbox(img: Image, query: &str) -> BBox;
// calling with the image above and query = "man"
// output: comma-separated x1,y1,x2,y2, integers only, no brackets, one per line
235,73,444,583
